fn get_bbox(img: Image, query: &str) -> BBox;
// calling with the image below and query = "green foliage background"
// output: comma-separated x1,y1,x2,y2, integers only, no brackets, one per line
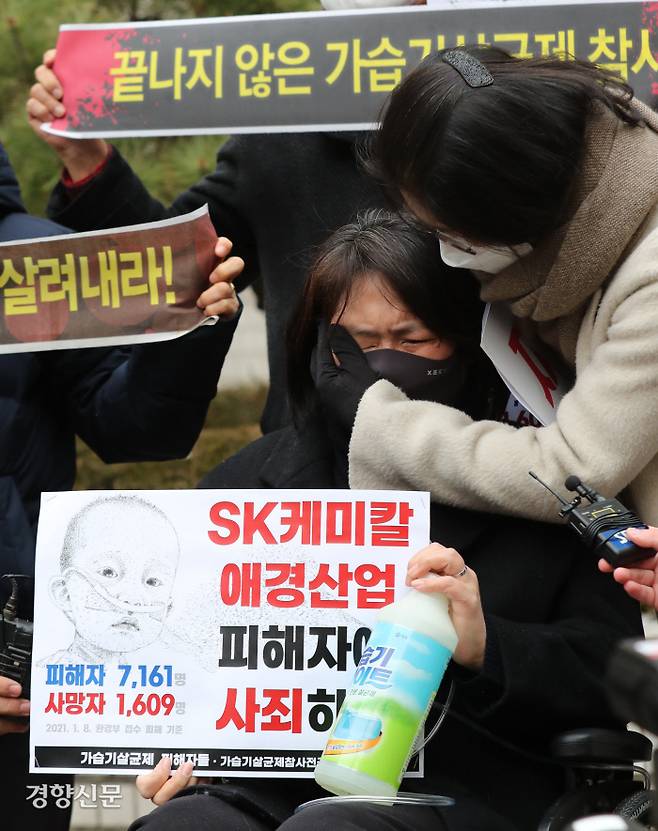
0,0,319,213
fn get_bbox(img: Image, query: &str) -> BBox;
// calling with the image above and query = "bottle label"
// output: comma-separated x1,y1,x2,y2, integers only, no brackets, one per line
321,621,452,789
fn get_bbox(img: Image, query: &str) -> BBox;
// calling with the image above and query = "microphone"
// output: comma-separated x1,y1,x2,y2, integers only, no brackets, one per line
529,473,648,567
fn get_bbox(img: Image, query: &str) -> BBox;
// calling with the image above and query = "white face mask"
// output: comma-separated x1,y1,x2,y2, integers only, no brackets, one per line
321,0,417,9
438,238,533,274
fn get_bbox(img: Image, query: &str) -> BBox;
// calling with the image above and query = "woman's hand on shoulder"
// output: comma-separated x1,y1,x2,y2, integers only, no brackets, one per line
406,542,486,671
136,757,196,806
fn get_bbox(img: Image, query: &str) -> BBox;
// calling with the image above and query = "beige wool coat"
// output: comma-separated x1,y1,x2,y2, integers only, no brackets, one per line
349,102,658,525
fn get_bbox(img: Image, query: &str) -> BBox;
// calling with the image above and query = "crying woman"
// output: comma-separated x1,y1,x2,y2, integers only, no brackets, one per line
285,206,507,486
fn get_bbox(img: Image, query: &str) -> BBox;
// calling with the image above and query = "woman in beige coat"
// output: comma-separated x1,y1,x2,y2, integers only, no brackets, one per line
317,47,658,539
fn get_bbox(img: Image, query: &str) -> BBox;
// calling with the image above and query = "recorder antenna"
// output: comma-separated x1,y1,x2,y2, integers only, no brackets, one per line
528,471,570,507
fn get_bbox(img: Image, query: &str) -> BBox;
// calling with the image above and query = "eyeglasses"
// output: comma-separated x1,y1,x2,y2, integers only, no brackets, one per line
399,213,479,255
434,231,478,256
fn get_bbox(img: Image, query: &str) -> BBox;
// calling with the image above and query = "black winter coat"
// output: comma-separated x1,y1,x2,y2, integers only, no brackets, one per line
47,134,388,432
198,417,643,830
0,144,239,607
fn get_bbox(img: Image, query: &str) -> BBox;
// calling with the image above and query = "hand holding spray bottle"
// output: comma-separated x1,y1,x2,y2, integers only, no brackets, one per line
314,563,459,797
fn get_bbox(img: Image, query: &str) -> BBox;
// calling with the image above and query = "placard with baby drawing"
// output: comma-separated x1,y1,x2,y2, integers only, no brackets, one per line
29,488,430,777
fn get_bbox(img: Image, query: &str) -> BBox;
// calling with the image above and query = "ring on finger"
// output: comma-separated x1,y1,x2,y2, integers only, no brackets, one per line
455,565,468,578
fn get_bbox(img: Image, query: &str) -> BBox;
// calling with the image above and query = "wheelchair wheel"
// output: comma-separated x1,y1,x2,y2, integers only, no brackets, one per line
615,789,655,825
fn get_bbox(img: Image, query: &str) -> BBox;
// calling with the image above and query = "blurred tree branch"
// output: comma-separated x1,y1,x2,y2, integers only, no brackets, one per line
4,16,32,83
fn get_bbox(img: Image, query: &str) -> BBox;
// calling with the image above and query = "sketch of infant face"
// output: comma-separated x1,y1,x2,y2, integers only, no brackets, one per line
51,499,180,654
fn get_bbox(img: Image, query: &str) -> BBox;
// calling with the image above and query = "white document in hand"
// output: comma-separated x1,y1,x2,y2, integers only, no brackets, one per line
480,302,574,426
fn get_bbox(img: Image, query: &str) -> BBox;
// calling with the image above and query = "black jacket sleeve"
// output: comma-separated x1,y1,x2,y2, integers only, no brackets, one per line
453,548,642,739
45,310,240,463
197,429,282,489
47,142,259,290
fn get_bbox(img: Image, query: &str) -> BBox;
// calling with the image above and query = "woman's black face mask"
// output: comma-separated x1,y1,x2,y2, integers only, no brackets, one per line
364,349,467,406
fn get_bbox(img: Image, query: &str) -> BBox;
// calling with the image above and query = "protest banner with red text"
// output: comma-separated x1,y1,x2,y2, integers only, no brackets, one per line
481,302,575,426
29,489,430,777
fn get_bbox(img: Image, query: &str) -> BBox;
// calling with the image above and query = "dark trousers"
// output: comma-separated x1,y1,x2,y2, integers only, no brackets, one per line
1,731,73,831
128,783,517,831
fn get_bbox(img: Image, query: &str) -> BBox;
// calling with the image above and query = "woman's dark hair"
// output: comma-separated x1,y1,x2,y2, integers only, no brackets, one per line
286,209,490,421
367,46,642,245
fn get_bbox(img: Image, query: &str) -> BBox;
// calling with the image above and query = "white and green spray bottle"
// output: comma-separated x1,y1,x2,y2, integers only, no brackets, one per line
314,588,458,797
